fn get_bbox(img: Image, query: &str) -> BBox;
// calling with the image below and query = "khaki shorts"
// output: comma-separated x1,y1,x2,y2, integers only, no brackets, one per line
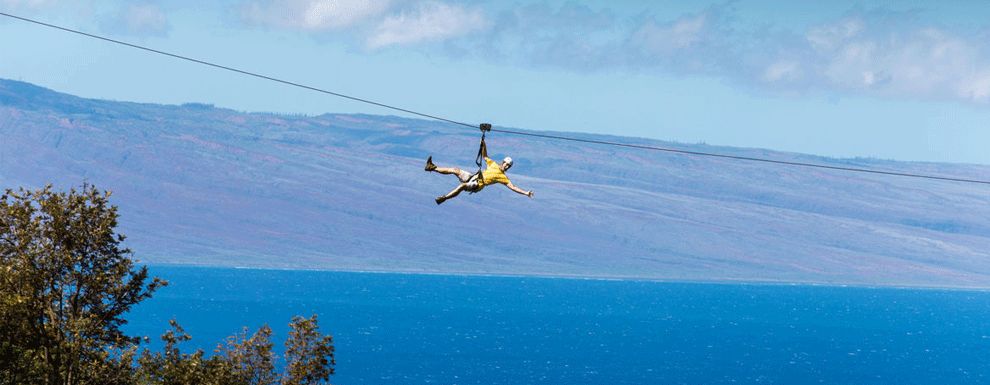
457,169,483,192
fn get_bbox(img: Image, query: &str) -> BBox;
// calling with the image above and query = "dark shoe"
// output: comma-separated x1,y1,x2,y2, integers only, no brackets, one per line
435,196,446,205
425,156,437,172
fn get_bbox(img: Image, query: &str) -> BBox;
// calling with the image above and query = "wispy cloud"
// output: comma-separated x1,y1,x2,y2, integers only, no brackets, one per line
100,3,169,37
475,4,990,106
240,0,391,31
794,11,990,103
231,1,990,106
0,0,59,11
623,6,735,75
237,0,489,49
473,3,618,69
0,0,63,12
366,1,488,49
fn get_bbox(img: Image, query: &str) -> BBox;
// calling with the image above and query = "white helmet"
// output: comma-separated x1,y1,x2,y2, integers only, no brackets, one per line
502,156,513,167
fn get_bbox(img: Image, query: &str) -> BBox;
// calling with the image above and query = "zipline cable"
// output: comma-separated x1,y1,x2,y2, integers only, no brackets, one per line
488,129,990,185
0,12,476,129
2,11,989,186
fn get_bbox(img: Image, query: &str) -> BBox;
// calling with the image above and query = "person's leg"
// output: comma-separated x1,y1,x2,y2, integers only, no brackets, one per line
436,183,466,204
427,159,474,183
434,167,462,176
426,156,463,175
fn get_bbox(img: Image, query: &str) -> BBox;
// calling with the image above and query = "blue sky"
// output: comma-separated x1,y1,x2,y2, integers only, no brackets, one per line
2,0,990,164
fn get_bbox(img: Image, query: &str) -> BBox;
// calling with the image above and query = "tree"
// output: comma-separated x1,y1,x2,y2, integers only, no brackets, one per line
135,320,214,385
213,325,278,385
0,184,336,384
283,315,335,385
0,185,165,384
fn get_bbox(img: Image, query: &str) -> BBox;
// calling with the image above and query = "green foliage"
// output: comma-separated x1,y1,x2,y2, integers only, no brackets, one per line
0,184,165,385
283,315,335,385
0,184,337,385
135,320,212,385
135,318,334,385
215,325,279,385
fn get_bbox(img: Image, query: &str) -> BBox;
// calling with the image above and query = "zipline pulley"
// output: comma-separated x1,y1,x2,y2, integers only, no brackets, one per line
475,123,492,168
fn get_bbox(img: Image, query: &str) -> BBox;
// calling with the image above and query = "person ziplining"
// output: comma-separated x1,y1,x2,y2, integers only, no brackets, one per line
425,123,534,205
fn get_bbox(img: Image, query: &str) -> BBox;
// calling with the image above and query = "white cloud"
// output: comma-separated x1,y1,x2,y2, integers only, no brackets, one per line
622,7,734,75
230,1,990,106
0,0,58,10
806,18,864,52
960,71,990,101
119,3,168,36
630,12,710,55
469,3,618,69
241,0,391,31
467,4,990,106
365,1,488,49
763,60,803,83
97,3,168,37
795,15,990,103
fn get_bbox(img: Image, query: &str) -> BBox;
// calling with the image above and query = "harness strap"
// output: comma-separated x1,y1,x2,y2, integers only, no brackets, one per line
474,130,486,170
468,124,492,194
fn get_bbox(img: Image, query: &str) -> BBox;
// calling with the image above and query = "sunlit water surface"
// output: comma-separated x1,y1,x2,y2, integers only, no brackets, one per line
125,266,990,384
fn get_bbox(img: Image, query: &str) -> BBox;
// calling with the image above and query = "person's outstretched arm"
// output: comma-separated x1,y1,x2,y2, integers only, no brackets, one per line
505,182,534,198
480,138,489,160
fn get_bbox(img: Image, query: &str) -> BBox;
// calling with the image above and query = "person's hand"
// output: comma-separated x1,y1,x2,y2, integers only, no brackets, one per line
527,190,534,198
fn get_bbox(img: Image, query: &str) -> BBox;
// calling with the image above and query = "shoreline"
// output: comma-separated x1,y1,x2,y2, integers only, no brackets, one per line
142,262,990,293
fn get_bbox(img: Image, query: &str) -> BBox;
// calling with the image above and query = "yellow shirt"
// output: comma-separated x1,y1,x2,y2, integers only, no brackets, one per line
479,157,510,187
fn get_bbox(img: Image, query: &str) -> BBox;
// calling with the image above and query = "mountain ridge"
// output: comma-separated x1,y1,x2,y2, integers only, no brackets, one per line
2,78,988,288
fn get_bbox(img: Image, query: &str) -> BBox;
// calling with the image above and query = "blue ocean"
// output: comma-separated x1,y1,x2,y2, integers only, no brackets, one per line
125,266,990,384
